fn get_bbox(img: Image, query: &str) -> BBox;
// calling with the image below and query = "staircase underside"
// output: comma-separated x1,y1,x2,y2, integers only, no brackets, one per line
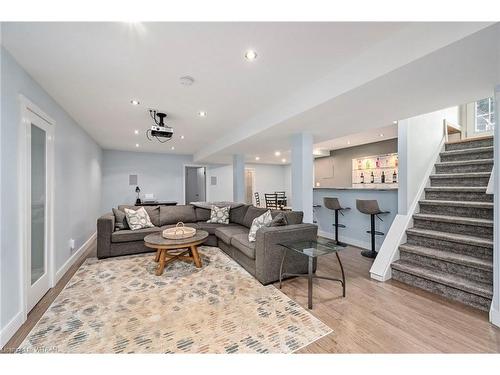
391,136,494,311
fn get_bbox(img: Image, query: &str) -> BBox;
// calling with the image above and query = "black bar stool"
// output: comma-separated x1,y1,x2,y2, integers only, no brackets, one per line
356,199,389,258
323,197,350,247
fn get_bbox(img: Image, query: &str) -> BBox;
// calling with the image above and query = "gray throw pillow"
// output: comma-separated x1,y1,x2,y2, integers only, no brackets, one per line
124,207,155,230
270,212,288,227
248,210,272,242
207,205,230,224
112,208,129,231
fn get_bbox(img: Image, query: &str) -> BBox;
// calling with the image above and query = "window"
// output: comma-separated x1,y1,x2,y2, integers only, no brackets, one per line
475,97,495,133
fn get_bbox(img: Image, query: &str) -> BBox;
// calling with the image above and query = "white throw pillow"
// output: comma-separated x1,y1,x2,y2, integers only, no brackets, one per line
248,210,272,242
207,205,230,224
124,207,155,230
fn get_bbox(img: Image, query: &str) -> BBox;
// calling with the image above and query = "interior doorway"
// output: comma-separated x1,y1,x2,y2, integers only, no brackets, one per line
185,166,206,204
19,96,55,313
245,168,255,205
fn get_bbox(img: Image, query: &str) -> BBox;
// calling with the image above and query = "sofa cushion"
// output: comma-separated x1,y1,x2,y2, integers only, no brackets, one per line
271,210,303,225
242,206,269,228
111,226,160,243
270,212,288,227
195,207,211,222
160,205,197,226
231,233,256,260
112,208,129,231
196,222,238,235
117,205,160,227
214,225,249,245
229,204,250,226
207,205,230,224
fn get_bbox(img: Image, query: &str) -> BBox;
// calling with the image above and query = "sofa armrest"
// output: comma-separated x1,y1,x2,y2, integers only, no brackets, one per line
254,223,318,285
97,213,115,258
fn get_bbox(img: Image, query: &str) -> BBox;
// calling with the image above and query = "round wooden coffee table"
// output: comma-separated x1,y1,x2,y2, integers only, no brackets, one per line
144,230,209,276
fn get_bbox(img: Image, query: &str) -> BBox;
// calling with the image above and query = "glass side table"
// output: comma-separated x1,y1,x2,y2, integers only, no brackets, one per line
278,239,346,309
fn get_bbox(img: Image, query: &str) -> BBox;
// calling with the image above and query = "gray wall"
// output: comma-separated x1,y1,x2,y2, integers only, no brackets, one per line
1,47,103,329
101,150,193,212
314,139,398,188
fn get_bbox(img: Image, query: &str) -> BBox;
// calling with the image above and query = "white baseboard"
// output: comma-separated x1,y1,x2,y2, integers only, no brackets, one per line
0,311,24,349
55,232,96,284
318,230,372,251
490,306,500,328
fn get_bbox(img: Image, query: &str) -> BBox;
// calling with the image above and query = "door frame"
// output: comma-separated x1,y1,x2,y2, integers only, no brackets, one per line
244,167,256,205
183,164,208,204
18,94,55,318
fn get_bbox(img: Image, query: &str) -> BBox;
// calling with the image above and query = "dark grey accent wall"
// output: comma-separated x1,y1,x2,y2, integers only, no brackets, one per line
314,138,398,188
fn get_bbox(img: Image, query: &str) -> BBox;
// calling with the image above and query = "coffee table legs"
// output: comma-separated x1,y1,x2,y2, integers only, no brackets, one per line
191,245,202,268
154,246,202,275
156,249,166,276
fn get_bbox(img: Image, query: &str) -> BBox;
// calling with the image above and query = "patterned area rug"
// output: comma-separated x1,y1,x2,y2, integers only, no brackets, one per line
19,247,332,353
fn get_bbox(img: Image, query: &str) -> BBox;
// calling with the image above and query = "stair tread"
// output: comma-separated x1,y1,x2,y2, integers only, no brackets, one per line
440,146,493,155
419,199,493,208
425,186,488,192
445,136,493,145
392,261,493,298
399,243,493,271
413,213,493,227
406,227,493,248
435,159,493,166
430,172,491,178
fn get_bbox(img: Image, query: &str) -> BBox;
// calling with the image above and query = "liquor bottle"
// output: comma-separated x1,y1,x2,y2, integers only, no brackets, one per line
392,170,397,183
381,171,386,183
360,172,364,184
376,157,380,168
370,171,374,183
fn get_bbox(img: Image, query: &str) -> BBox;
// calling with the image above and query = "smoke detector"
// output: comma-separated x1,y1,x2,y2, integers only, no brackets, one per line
180,76,195,86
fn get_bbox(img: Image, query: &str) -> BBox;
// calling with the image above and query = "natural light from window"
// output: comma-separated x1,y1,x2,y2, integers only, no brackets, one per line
475,97,495,133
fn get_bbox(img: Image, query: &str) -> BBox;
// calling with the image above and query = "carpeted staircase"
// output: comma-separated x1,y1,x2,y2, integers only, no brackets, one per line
391,136,494,311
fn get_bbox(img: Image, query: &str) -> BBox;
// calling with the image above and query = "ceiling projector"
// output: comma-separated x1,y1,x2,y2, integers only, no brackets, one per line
147,110,174,143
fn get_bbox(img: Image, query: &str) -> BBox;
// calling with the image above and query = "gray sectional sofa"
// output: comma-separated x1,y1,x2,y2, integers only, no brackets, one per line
97,203,318,285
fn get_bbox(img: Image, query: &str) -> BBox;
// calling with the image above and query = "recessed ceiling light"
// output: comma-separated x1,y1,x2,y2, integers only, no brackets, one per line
245,50,258,61
393,121,398,124
380,133,384,137
274,151,281,157
130,99,140,105
198,111,207,117
171,146,175,150
281,158,287,163
134,130,139,135
135,143,139,148
347,140,351,145
180,135,185,139
255,156,260,161
180,76,194,86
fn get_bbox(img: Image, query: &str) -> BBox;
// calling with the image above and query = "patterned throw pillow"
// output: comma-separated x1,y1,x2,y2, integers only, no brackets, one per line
124,207,155,230
207,205,230,224
248,210,272,242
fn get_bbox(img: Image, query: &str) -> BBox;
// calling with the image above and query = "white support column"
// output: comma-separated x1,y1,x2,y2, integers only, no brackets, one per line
291,132,314,223
232,154,245,203
490,84,500,327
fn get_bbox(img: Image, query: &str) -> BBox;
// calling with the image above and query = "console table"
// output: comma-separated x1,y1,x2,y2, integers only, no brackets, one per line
136,201,178,206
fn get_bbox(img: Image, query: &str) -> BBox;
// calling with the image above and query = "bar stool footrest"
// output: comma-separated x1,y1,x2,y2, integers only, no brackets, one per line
366,230,384,236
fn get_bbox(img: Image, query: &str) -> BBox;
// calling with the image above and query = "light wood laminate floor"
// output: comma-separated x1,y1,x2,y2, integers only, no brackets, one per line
3,241,500,353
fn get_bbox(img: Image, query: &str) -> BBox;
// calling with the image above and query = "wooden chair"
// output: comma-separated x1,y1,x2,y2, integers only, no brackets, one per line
254,192,261,207
275,191,287,208
265,193,278,209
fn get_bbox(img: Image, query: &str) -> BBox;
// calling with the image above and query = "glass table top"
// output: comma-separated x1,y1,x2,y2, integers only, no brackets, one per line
278,238,345,257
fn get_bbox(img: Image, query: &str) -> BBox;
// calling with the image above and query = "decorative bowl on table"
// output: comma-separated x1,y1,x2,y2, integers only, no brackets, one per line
162,222,196,239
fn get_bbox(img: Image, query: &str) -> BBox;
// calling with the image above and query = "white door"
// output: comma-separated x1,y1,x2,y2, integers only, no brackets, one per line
23,104,54,312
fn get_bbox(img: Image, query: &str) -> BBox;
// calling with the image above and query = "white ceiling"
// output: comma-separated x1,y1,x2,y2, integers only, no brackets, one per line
2,22,407,154
2,22,498,164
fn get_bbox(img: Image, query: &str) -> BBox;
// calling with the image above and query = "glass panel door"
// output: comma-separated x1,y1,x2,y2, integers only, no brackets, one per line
30,124,46,285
